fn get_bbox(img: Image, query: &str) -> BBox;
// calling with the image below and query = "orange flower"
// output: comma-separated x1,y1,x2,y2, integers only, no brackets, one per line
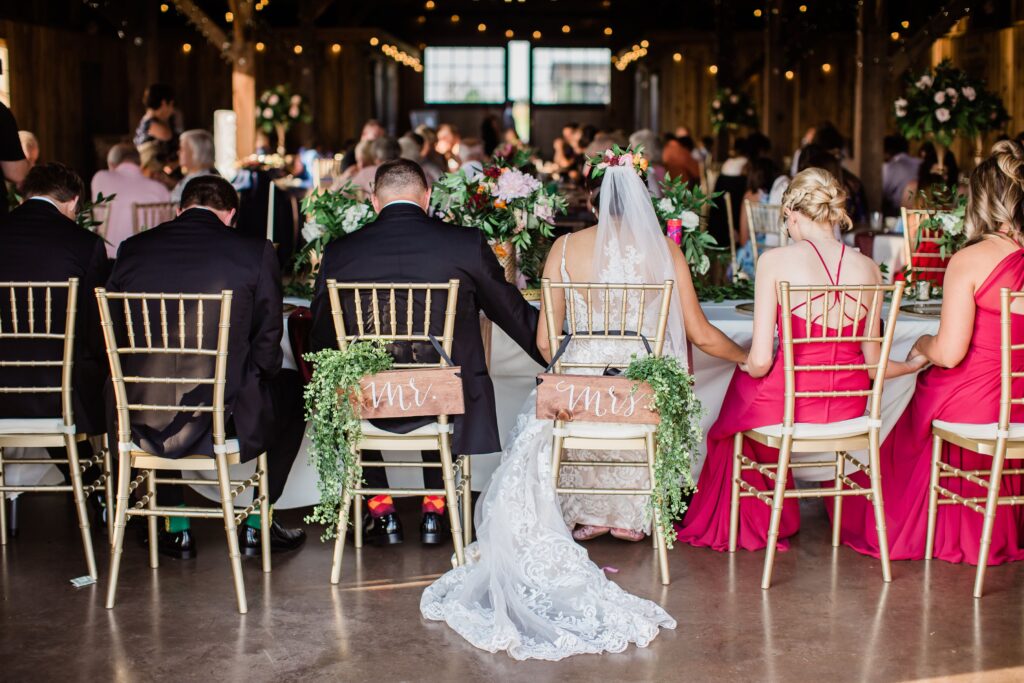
639,158,649,171
492,243,509,258
494,199,507,209
499,167,510,174
476,184,488,194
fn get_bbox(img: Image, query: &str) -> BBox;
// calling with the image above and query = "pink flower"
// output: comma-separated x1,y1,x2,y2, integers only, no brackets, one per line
933,91,946,105
268,94,280,105
916,74,933,90
962,86,977,101
620,153,634,167
894,98,908,117
262,107,273,118
494,167,541,202
289,105,300,118
935,107,951,122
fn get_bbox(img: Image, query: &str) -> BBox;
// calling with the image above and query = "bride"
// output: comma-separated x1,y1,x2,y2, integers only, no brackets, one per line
420,149,746,660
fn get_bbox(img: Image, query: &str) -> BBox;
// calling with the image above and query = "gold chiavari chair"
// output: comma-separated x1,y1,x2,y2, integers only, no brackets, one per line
901,207,946,283
96,288,269,614
0,279,112,578
730,281,905,589
325,279,468,584
131,201,177,235
541,278,675,585
926,288,1024,598
744,200,786,264
723,191,738,273
313,157,343,189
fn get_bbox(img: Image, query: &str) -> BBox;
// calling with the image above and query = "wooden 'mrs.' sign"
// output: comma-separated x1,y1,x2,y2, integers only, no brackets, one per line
347,367,465,419
535,374,659,425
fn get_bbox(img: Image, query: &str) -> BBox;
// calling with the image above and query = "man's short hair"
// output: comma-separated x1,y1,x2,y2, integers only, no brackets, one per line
143,83,175,110
371,136,402,164
21,163,84,203
180,175,239,213
883,134,909,156
374,159,428,198
180,129,215,169
107,142,141,168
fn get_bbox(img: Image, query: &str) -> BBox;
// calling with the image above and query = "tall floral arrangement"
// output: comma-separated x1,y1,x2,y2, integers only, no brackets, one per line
709,87,758,134
290,183,376,295
916,184,968,259
653,177,720,276
256,85,311,153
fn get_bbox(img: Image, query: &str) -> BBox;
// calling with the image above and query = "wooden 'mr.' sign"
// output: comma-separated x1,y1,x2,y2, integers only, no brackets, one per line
535,374,659,425
346,367,465,419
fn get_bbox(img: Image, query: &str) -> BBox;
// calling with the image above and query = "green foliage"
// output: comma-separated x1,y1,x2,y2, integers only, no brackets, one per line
584,143,649,181
916,184,968,259
653,175,723,276
293,184,376,281
694,276,755,302
302,341,394,540
710,87,758,133
256,84,312,134
624,354,705,547
77,192,116,245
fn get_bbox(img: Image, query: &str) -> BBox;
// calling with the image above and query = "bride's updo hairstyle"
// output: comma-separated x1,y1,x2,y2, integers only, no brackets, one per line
965,139,1024,244
780,167,853,232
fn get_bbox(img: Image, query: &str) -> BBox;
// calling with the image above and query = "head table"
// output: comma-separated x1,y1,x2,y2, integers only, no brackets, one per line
2,299,940,510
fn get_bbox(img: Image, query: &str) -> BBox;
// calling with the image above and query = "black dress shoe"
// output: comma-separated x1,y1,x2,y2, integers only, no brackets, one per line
239,520,307,556
139,528,197,560
363,512,403,545
421,511,447,545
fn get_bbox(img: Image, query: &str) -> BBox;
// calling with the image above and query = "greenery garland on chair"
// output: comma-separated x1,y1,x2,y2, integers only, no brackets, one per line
302,341,393,540
624,353,704,547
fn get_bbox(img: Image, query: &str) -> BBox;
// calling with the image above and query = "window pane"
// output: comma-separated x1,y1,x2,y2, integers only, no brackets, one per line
532,48,611,105
424,47,506,104
507,41,530,102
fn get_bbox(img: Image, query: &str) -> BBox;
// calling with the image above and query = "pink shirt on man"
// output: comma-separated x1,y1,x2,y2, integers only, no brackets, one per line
91,162,171,258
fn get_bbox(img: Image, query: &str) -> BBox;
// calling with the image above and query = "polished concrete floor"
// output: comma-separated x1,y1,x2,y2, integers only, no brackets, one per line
2,494,1024,683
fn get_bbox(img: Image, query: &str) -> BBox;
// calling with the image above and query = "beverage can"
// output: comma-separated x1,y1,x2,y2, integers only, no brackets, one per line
667,218,683,245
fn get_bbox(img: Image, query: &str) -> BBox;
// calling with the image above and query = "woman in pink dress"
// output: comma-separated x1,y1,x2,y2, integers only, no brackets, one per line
677,168,925,551
837,140,1024,565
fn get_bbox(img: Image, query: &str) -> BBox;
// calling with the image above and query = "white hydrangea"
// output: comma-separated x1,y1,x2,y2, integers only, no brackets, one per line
937,212,963,236
301,221,325,242
341,203,371,233
658,197,675,214
681,210,700,229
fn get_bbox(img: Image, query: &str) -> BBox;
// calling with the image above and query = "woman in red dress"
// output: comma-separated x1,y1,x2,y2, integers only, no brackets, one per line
837,140,1024,565
677,168,924,551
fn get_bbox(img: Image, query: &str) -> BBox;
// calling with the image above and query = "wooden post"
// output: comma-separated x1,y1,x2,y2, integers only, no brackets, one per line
762,0,787,164
853,0,887,213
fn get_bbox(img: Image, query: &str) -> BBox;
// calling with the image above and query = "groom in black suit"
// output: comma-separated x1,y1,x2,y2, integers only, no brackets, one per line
310,159,544,545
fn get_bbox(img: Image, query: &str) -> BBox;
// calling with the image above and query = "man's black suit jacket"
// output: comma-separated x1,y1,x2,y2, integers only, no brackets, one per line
106,207,283,461
0,199,109,434
310,202,544,455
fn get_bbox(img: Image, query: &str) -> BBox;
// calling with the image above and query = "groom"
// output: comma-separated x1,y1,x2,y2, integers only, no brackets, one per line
310,159,545,545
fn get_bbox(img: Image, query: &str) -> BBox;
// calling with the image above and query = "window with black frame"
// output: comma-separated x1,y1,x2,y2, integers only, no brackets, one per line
423,46,506,104
531,47,611,105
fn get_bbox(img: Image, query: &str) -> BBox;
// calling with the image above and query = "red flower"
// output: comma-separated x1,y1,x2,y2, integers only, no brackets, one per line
483,166,502,179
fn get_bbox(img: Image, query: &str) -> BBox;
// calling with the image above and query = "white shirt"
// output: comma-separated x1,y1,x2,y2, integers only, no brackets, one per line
381,199,423,210
28,196,62,211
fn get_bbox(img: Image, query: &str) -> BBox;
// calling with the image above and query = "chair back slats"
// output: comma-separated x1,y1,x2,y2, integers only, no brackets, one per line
745,201,785,263
94,288,233,447
999,290,1024,431
541,279,674,372
778,281,905,427
723,191,737,267
0,280,78,424
901,208,949,281
132,201,178,234
325,280,460,370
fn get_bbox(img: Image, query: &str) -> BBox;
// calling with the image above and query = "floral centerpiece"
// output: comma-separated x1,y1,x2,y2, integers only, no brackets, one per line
430,156,566,283
653,176,721,276
256,85,312,154
916,184,967,259
710,87,758,134
289,183,376,297
893,60,1009,169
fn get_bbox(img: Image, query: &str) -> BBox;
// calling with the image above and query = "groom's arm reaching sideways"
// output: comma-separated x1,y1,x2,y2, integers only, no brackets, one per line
472,231,546,367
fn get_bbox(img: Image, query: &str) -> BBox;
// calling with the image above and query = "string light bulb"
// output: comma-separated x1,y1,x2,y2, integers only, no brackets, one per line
331,43,342,54
182,42,192,54
505,29,514,38
672,52,682,63
753,8,762,17
562,25,571,33
784,70,794,80
451,14,460,23
478,23,487,32
293,44,303,55
708,64,718,75
425,0,435,8
255,41,266,52
821,62,831,73
532,30,542,39
891,31,900,41
369,37,379,46
799,4,807,12
603,27,613,36
160,3,169,12
225,11,233,22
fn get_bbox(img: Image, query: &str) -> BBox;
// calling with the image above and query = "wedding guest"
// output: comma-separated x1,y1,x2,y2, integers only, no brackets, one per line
350,136,401,195
707,138,750,253
107,175,306,558
415,124,447,172
678,168,925,551
662,134,701,183
133,83,178,171
735,157,782,278
798,143,867,226
170,129,216,203
18,131,39,167
398,132,423,162
629,129,666,195
720,137,751,176
310,159,545,546
0,101,29,215
340,119,384,172
335,139,375,187
553,122,581,174
91,143,172,258
837,140,1024,566
456,137,487,180
902,142,959,204
436,123,461,170
790,125,818,177
882,134,922,216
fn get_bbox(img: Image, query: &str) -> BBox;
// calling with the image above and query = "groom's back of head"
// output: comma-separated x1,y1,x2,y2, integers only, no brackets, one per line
373,158,428,207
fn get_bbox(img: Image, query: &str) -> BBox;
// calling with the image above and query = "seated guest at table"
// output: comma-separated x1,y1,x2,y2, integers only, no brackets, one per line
350,136,401,196
91,143,172,259
810,125,868,224
310,159,545,546
902,142,960,205
677,168,926,551
882,134,921,217
340,119,384,173
0,101,29,216
0,163,110,495
436,123,461,171
107,175,305,558
456,137,487,180
415,124,447,174
18,131,39,167
837,140,1024,565
735,157,782,279
400,131,443,185
335,139,374,188
133,83,179,173
170,129,217,203
662,133,701,184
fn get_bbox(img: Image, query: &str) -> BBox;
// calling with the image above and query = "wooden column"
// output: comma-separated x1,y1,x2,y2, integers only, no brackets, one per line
762,0,787,163
853,0,887,212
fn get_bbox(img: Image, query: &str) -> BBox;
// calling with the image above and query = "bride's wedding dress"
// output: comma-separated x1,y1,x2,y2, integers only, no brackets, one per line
420,165,685,661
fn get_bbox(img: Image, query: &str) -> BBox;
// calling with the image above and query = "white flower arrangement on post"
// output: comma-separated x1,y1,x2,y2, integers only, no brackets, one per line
256,85,312,154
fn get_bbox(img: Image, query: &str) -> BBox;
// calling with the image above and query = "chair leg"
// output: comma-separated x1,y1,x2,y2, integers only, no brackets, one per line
103,439,115,538
974,444,1007,599
66,435,97,579
925,434,943,560
461,455,472,547
647,433,669,585
259,453,271,574
0,446,7,546
551,429,564,489
353,493,363,549
215,452,247,614
728,432,743,553
832,451,845,548
146,469,158,569
106,452,132,609
761,435,792,590
868,429,892,583
439,435,466,566
330,484,354,585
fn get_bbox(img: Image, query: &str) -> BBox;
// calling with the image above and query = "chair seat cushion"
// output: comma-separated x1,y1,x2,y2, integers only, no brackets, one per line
553,421,657,440
359,421,452,438
932,421,1024,441
0,418,73,435
126,438,241,457
752,416,869,440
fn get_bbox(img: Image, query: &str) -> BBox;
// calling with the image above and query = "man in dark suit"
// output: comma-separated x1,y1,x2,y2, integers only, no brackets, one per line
0,164,109,537
310,159,544,545
107,175,305,558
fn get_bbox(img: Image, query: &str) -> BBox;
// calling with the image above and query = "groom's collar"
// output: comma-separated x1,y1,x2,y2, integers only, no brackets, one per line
378,200,427,219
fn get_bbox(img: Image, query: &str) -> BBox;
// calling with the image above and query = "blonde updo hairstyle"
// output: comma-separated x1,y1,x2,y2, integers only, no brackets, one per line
780,167,853,232
965,139,1024,244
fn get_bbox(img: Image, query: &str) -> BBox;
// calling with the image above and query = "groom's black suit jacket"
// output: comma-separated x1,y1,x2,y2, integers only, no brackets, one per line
310,202,545,455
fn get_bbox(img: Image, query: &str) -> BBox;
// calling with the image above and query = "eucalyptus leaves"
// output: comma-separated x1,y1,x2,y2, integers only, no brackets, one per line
302,341,393,540
653,175,721,276
624,353,704,547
